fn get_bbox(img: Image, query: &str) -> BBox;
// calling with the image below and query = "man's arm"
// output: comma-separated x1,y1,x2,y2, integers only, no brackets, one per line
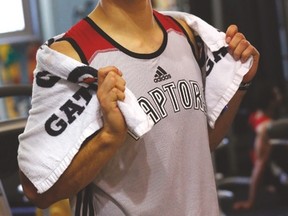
208,25,259,151
19,41,128,208
178,20,260,151
208,90,246,151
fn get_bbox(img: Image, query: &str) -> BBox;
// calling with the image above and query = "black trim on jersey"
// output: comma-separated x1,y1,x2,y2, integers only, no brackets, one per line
82,188,89,215
168,16,201,67
194,35,206,68
47,38,56,46
75,190,83,216
75,184,95,216
84,16,168,60
56,37,89,65
74,131,100,216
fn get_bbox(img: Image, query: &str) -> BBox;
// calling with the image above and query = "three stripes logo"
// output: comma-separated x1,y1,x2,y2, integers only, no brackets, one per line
154,66,171,83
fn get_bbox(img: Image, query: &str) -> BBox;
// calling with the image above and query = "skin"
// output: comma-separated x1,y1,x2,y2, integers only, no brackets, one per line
19,0,260,209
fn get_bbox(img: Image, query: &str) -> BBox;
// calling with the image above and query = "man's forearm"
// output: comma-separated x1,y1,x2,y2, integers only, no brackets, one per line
20,129,125,209
208,90,246,151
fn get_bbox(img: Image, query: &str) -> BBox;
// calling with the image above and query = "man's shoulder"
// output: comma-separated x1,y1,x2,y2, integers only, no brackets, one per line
49,40,81,62
174,18,199,59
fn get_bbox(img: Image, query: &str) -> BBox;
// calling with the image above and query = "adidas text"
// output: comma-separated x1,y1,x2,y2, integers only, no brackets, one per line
154,74,172,83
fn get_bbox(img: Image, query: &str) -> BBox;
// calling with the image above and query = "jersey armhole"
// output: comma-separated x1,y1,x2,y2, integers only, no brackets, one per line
166,15,207,86
56,37,89,65
168,16,200,62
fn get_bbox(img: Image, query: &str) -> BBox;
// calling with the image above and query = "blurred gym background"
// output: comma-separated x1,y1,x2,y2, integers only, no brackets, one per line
0,0,288,215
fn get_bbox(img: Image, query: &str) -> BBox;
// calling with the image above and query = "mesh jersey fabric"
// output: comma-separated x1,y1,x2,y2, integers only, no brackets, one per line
64,11,219,216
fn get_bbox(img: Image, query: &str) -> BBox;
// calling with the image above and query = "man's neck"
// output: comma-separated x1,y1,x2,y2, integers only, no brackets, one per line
90,0,155,33
88,0,163,54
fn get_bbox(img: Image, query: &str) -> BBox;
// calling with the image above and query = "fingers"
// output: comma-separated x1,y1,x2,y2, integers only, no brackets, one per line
226,25,260,62
226,25,248,62
97,66,122,86
102,73,125,102
96,67,127,140
225,24,238,44
229,36,249,62
226,24,260,82
97,66,126,108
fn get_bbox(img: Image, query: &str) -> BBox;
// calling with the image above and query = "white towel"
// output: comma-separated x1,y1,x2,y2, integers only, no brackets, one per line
162,11,253,127
18,11,252,194
18,44,154,193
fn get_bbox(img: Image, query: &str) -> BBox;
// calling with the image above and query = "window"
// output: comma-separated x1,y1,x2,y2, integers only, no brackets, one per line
0,0,41,44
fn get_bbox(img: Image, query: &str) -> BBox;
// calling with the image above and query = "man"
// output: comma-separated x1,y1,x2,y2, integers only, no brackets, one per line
19,0,259,215
234,83,284,210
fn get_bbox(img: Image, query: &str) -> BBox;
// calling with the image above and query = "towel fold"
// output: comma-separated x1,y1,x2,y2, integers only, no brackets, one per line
18,11,252,194
162,11,253,127
18,44,154,193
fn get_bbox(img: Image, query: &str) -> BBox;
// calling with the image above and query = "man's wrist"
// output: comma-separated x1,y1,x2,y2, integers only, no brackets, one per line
238,80,252,91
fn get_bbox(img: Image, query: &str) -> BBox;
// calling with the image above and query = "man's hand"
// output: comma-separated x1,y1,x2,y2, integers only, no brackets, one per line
97,66,127,144
226,25,260,83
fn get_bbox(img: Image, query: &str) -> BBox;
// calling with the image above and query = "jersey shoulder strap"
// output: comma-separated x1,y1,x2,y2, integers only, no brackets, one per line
61,17,115,64
153,11,202,66
153,10,185,34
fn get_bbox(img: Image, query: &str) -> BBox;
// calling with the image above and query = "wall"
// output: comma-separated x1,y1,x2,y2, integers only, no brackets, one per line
39,0,97,41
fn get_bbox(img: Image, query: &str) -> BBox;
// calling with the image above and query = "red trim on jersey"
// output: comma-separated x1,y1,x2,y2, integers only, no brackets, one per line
64,19,115,62
153,11,183,33
63,11,186,62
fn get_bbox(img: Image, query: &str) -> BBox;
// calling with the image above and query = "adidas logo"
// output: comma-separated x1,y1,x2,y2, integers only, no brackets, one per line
154,66,171,83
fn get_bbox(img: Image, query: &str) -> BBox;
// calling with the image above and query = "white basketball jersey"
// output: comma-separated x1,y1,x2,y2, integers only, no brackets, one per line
64,10,219,216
